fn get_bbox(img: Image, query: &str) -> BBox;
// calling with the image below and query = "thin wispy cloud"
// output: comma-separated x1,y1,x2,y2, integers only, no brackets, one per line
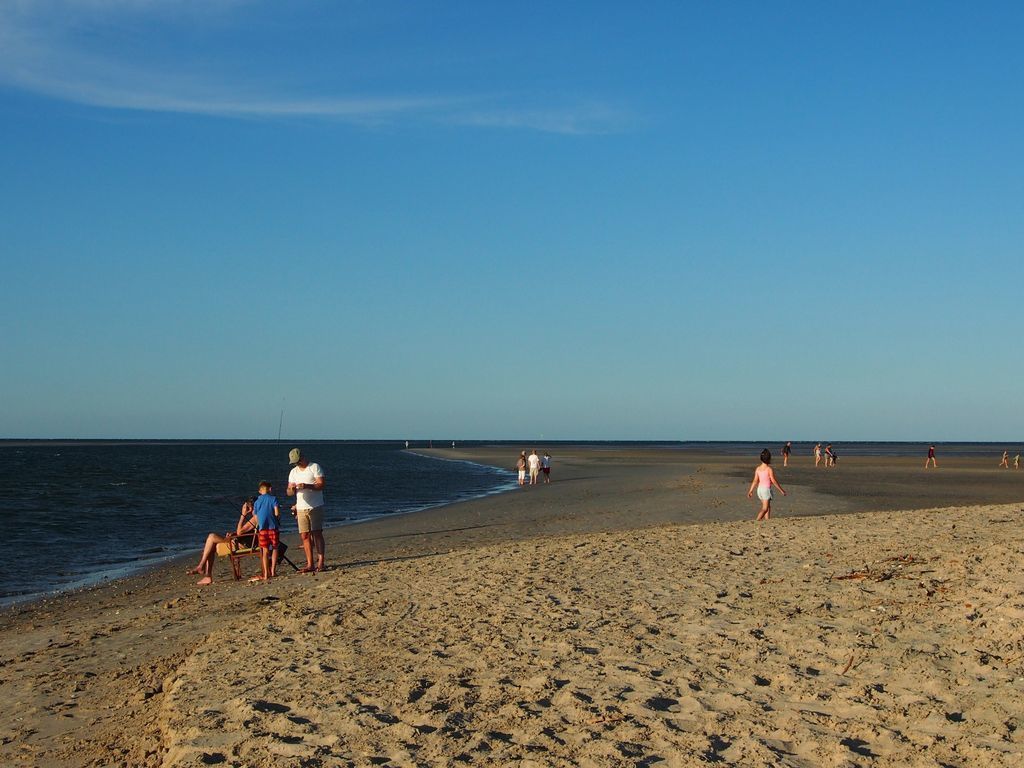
0,1,631,134
450,103,635,137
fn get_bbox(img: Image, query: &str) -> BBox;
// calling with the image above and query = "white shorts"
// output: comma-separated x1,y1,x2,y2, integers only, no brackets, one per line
518,470,526,481
757,487,772,501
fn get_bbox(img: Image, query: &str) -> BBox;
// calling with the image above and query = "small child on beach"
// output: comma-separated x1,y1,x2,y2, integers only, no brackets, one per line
252,481,280,582
747,449,786,521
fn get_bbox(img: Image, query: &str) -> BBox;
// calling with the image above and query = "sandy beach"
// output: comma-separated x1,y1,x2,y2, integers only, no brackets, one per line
1,447,1022,766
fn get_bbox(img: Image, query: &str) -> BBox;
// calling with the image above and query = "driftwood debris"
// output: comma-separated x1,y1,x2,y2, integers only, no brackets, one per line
840,653,856,675
589,713,631,725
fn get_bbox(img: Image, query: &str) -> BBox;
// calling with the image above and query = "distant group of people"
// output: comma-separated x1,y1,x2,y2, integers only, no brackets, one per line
515,449,552,486
998,450,1021,469
811,442,837,467
190,447,326,585
933,444,1019,468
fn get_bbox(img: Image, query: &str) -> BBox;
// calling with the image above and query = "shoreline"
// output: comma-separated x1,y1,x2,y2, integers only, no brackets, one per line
7,447,1023,612
0,450,517,609
1,447,1022,765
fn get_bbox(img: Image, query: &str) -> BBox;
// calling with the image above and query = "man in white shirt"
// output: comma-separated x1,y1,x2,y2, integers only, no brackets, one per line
527,449,541,485
287,447,326,572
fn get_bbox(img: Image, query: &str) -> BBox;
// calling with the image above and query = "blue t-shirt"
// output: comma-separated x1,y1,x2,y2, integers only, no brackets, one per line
254,493,279,531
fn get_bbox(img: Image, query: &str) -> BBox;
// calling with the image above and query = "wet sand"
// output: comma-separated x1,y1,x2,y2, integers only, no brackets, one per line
1,447,1022,766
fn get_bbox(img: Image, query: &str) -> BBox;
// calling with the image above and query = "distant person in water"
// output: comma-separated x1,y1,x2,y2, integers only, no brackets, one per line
814,443,822,467
748,449,786,521
189,499,258,586
528,449,541,485
925,444,937,469
541,451,552,483
782,441,792,467
516,451,527,486
1000,450,1010,468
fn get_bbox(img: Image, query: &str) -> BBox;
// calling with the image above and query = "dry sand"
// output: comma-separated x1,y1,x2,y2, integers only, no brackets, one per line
1,448,1022,766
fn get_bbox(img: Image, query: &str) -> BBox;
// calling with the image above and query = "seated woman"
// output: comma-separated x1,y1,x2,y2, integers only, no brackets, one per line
189,498,258,585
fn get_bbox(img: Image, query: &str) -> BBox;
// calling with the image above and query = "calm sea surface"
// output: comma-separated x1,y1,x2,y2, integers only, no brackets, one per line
0,442,515,605
1,440,1016,605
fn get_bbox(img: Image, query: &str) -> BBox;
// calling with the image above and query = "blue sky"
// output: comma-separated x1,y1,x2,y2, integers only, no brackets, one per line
2,1,1022,440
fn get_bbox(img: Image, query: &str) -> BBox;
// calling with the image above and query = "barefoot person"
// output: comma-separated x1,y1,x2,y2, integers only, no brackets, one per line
251,481,281,582
747,448,786,521
813,443,822,467
189,499,258,586
528,449,541,485
516,451,527,486
999,450,1010,468
287,448,326,573
824,443,836,468
925,444,937,469
782,441,792,467
541,451,552,483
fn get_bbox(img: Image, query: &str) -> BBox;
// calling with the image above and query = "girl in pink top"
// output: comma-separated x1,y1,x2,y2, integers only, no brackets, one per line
747,448,786,521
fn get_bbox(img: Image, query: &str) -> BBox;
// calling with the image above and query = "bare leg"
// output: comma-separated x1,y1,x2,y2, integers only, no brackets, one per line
271,547,279,577
300,531,314,571
312,530,326,571
756,498,770,521
194,532,227,584
193,533,223,572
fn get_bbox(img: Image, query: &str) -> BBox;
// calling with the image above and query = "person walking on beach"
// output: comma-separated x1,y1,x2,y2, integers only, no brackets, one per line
824,443,835,468
1015,453,1021,469
528,449,541,485
748,449,786,521
814,443,822,467
925,445,937,469
516,451,527,486
541,451,552,483
287,448,326,573
999,450,1010,468
252,481,281,582
782,441,792,467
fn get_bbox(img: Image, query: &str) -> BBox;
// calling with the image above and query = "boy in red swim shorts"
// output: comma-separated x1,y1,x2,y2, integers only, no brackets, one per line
252,481,281,581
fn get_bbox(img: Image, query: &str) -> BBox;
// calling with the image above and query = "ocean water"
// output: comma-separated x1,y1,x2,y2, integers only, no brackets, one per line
0,442,515,605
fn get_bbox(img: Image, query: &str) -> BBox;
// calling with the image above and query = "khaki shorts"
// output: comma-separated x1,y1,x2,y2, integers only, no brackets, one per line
296,505,324,534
